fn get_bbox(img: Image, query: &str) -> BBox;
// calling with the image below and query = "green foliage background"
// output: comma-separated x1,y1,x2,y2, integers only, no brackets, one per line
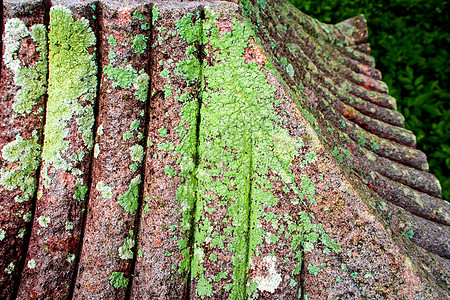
288,0,449,200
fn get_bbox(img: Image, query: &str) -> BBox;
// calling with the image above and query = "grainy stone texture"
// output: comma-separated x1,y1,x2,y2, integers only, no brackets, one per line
131,3,202,298
17,3,98,299
0,0,448,299
74,3,151,299
0,1,47,298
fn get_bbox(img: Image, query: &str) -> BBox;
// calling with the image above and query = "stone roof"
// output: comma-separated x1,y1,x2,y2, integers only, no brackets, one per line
0,0,448,299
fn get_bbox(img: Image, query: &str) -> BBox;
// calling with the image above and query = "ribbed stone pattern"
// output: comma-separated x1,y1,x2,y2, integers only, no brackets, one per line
1,0,448,299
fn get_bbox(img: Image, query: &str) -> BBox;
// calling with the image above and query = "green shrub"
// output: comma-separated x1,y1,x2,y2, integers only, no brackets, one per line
289,0,449,200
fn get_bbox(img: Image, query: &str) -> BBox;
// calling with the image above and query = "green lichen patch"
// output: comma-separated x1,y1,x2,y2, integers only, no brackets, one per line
0,134,41,203
130,144,144,163
42,6,97,176
307,263,321,276
3,18,48,115
37,215,51,227
118,175,141,213
4,262,15,275
118,231,135,260
27,258,36,269
172,9,342,298
96,181,112,199
102,19,150,103
131,34,148,54
108,34,117,46
110,271,128,288
157,142,175,152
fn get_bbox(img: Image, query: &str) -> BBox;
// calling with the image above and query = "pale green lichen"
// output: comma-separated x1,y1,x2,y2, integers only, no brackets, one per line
37,215,50,227
171,10,341,299
104,64,138,89
119,231,135,260
97,124,104,136
131,34,148,54
157,142,175,152
108,34,117,46
130,120,140,131
286,63,295,78
132,8,150,30
66,253,75,263
23,211,32,222
17,228,26,238
0,134,41,203
65,221,74,230
96,181,112,199
164,166,176,178
307,263,321,276
94,144,100,158
0,229,6,241
27,258,36,269
3,18,48,115
152,5,160,25
158,128,168,137
110,271,128,288
130,144,144,162
129,144,144,172
123,131,133,141
103,27,150,102
118,175,141,213
41,6,97,180
74,184,88,201
4,262,15,274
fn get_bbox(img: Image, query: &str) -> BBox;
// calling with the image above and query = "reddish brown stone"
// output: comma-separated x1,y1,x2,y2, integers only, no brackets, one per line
17,3,98,299
0,1,47,298
0,0,447,299
130,3,202,299
73,3,151,299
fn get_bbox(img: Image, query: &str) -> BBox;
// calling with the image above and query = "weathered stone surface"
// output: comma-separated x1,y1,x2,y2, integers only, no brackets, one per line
0,1,47,298
74,3,151,299
131,2,202,298
16,3,98,299
1,0,448,299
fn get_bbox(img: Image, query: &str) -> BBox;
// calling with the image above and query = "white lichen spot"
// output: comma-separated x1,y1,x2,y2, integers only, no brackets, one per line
130,144,144,162
27,258,36,269
23,211,32,222
286,63,295,78
97,124,104,136
17,228,26,238
253,256,282,293
37,215,50,227
65,221,74,230
131,174,142,186
134,72,150,102
3,18,29,73
93,144,100,158
66,253,75,263
118,237,135,260
96,181,112,199
5,262,15,274
0,229,6,241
